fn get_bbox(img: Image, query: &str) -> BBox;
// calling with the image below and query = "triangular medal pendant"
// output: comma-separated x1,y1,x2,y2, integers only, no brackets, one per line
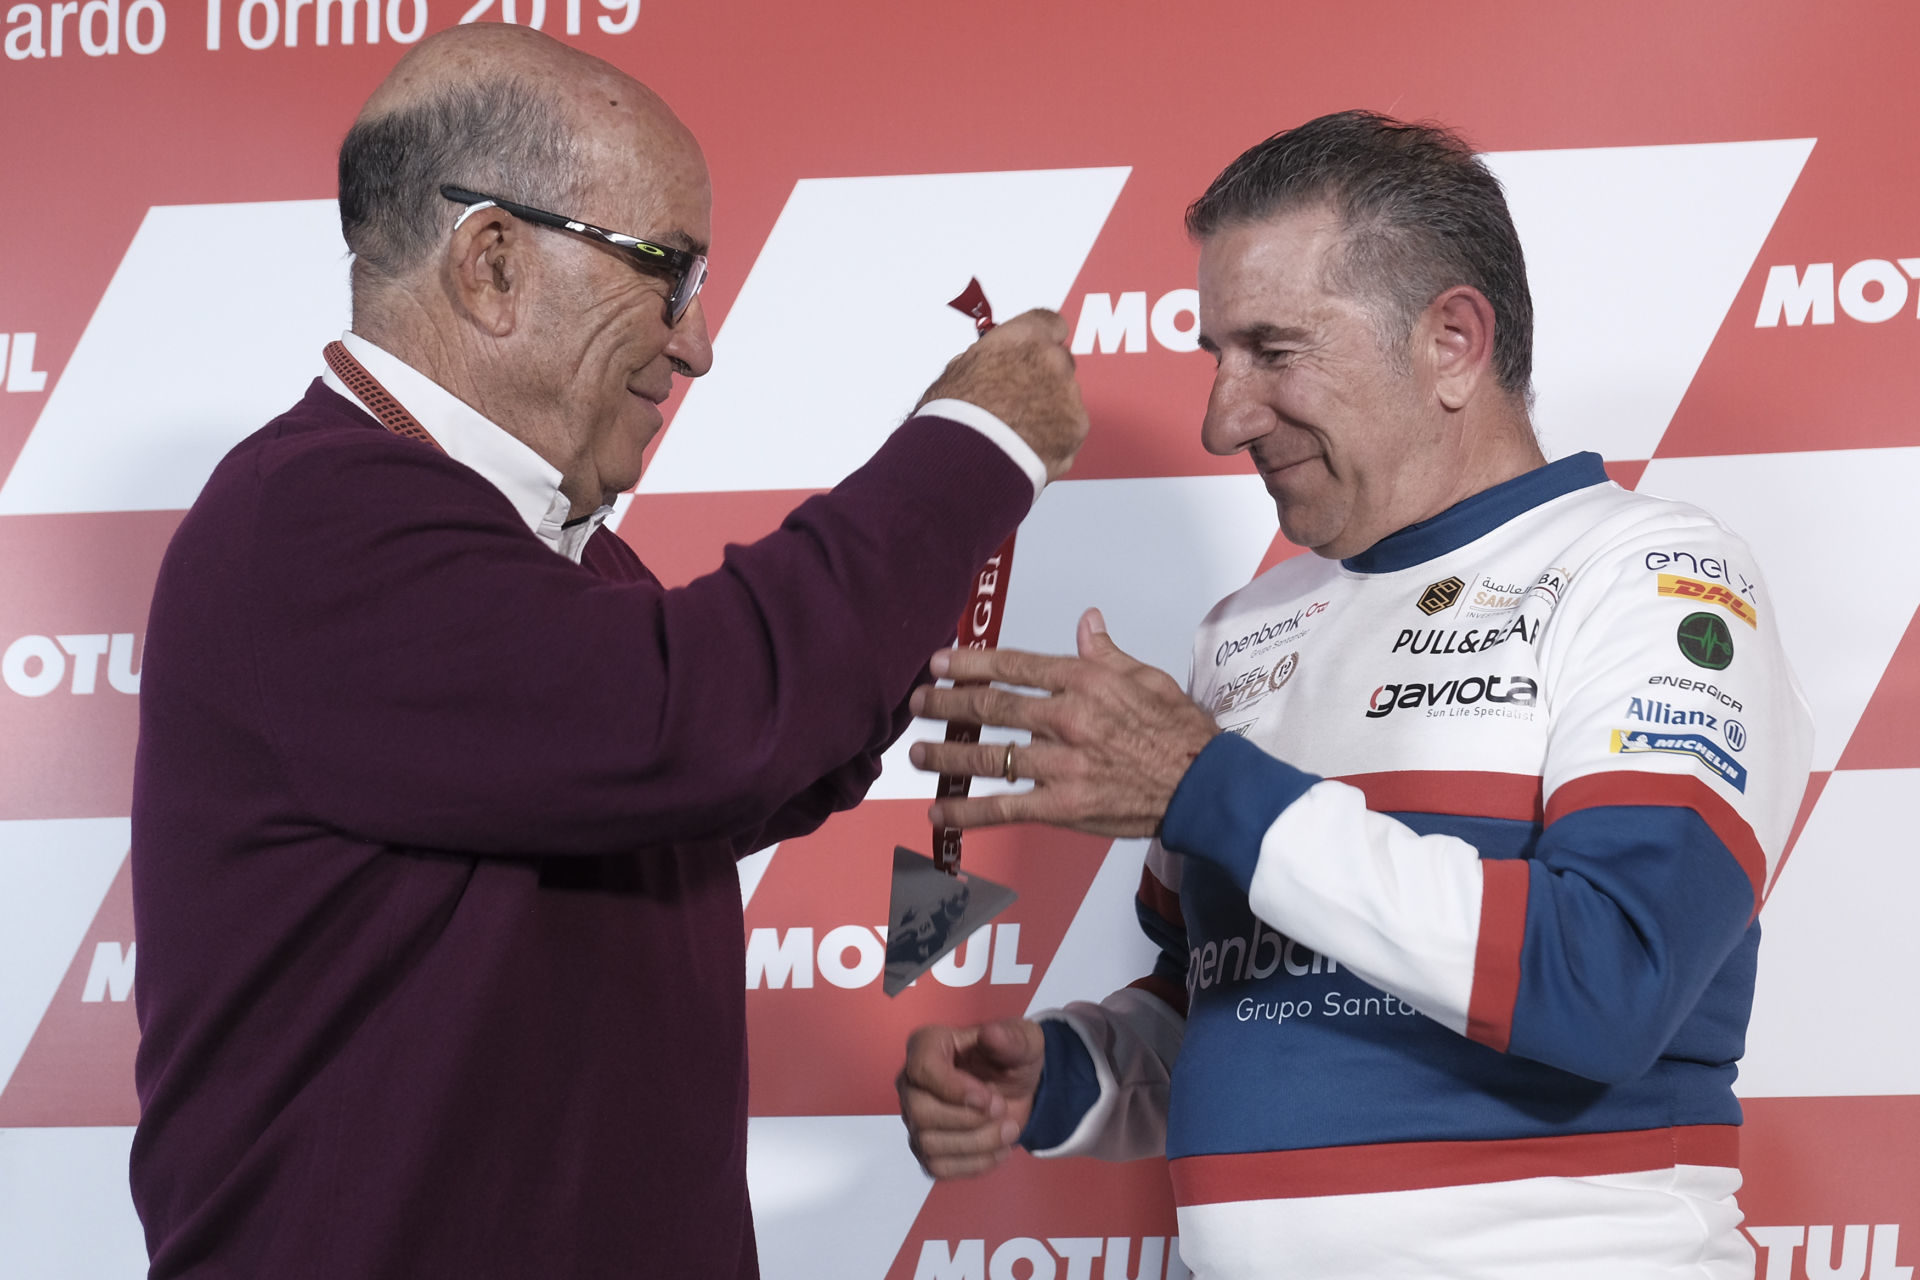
882,845,1017,996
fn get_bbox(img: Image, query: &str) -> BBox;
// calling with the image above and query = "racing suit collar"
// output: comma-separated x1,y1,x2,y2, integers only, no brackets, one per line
1341,451,1611,575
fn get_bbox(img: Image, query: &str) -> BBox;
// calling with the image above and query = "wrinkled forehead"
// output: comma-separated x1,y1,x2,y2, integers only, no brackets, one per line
574,96,712,249
1197,208,1357,327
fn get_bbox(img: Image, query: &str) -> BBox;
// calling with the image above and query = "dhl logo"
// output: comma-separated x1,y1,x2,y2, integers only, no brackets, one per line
1657,575,1758,628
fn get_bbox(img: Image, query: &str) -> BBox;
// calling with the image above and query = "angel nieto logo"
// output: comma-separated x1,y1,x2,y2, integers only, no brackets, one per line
911,1235,1190,1280
745,923,1032,990
1,633,142,696
1746,1223,1913,1280
1755,258,1920,326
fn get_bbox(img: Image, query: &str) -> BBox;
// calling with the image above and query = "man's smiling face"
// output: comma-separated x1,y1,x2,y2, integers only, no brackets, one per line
1196,205,1446,560
530,129,714,514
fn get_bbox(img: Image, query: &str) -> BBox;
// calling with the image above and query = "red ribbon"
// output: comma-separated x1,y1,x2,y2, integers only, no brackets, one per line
934,280,1012,871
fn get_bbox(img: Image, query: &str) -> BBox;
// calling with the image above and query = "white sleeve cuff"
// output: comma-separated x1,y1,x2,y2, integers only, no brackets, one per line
917,398,1048,504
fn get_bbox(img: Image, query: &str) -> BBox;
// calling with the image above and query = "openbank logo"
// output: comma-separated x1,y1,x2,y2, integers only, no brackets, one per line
746,923,1032,990
1746,1223,1912,1280
1,633,142,696
911,1235,1189,1280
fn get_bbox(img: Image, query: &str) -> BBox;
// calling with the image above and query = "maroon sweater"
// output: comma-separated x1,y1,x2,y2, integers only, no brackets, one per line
129,382,1030,1279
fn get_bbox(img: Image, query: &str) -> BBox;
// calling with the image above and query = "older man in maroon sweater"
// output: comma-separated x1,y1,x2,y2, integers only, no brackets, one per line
128,24,1087,1280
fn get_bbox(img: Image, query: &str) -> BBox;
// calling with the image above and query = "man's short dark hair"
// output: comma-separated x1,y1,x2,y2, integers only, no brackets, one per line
1186,110,1534,398
338,79,581,296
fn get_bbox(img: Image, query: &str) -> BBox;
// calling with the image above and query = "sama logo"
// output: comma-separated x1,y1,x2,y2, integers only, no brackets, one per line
1417,577,1464,615
1677,612,1735,669
1611,729,1748,792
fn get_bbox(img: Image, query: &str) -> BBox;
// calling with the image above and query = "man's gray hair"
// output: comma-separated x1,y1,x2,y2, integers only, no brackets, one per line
337,79,582,297
1186,110,1534,399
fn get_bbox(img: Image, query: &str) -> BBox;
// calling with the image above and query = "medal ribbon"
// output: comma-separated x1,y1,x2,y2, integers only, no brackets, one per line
934,280,1015,872
324,340,444,453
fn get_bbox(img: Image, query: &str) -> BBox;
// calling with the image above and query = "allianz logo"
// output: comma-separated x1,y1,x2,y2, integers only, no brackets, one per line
2,632,142,696
745,923,1032,990
914,1235,1189,1280
1188,920,1336,996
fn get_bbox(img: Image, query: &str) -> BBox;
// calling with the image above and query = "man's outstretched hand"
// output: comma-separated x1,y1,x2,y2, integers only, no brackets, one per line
897,1018,1047,1178
908,608,1219,837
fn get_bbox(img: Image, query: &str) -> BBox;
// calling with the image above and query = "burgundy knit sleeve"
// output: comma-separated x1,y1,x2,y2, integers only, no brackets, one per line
242,415,1026,857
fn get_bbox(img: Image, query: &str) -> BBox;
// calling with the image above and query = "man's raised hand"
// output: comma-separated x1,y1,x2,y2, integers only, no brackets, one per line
908,608,1220,837
916,309,1088,483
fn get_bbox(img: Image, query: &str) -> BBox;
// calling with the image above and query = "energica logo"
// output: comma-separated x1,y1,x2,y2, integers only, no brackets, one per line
1677,612,1734,670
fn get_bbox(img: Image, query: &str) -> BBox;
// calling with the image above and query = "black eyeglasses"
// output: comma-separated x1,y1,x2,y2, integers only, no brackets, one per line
440,184,708,326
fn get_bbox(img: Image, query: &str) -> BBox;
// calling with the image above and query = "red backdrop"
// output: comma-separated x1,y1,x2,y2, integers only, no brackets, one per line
4,2,1916,1276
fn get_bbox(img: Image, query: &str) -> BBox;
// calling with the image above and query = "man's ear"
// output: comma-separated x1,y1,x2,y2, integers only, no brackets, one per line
1424,285,1497,411
444,207,523,338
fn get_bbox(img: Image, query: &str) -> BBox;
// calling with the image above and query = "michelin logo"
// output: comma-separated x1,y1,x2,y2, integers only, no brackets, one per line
1610,729,1748,793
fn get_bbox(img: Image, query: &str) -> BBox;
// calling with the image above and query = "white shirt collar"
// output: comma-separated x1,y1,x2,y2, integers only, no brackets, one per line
320,331,611,563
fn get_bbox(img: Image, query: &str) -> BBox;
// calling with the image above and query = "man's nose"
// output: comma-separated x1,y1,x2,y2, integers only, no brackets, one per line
1200,369,1266,457
667,294,714,377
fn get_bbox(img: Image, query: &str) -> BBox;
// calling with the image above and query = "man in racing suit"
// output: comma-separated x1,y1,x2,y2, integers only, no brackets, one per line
894,110,1813,1279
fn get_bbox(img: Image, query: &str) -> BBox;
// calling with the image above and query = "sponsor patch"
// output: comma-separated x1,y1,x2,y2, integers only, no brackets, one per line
1417,577,1464,615
1658,574,1759,627
1626,696,1717,729
1527,566,1571,608
1610,728,1748,791
1677,611,1735,670
1364,673,1537,719
1646,674,1743,711
1213,603,1326,666
1209,651,1298,716
1645,550,1758,599
1391,615,1538,656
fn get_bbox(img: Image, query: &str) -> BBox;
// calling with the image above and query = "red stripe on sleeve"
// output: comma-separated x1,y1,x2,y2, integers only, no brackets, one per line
1136,865,1182,928
1465,858,1530,1051
1546,772,1767,918
1331,771,1543,823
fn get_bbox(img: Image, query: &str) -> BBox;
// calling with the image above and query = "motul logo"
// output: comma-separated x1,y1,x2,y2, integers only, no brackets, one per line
82,942,135,1002
1,633,141,696
0,333,50,390
1748,1224,1912,1280
1070,292,1200,355
913,1236,1188,1280
745,924,1032,990
1755,260,1920,326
